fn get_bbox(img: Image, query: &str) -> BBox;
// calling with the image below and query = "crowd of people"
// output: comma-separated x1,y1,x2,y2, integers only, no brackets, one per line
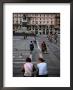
21,32,58,77
21,40,48,77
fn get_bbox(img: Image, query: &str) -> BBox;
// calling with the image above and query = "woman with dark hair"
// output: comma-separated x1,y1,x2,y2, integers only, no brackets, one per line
41,41,47,54
36,58,48,77
22,57,36,77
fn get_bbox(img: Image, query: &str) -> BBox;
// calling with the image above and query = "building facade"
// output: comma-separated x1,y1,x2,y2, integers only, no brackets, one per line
13,13,60,35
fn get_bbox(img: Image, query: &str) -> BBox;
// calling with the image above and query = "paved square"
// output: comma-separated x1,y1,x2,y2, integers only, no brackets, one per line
13,35,60,77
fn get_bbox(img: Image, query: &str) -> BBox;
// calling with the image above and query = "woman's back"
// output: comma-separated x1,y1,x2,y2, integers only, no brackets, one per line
24,62,33,76
37,62,48,75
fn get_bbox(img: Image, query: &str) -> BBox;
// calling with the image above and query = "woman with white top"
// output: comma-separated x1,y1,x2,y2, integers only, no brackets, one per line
37,58,48,77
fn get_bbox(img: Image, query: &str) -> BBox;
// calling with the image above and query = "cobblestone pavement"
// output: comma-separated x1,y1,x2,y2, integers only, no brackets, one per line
13,35,60,77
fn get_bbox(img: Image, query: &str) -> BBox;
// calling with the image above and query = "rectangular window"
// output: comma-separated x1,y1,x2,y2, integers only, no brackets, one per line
36,21,38,24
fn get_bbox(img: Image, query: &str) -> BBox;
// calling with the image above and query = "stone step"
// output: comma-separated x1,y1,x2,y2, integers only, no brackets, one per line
13,54,30,57
13,59,26,61
13,58,29,60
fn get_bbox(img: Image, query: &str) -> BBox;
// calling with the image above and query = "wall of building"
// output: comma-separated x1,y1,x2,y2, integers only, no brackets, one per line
13,13,60,35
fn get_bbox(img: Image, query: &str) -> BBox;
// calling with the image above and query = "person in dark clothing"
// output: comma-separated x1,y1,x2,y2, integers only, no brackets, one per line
30,41,34,53
41,41,47,53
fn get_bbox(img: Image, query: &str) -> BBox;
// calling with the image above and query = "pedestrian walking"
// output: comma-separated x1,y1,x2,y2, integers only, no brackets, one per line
36,58,48,77
54,32,58,43
24,36,25,39
30,41,34,53
22,57,36,77
41,41,47,54
49,32,53,42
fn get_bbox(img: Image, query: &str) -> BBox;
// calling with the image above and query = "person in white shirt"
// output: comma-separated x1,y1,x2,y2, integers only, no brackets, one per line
37,58,48,77
22,57,36,77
